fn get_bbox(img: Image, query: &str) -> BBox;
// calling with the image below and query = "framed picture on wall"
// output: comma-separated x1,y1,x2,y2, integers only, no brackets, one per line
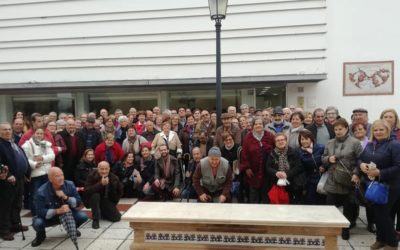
343,60,394,96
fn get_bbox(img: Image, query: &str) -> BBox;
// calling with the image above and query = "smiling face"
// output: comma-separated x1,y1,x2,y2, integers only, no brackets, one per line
372,122,390,141
275,134,287,150
382,111,396,128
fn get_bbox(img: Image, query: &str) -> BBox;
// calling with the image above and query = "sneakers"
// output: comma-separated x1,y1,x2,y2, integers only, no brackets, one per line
92,220,100,229
0,231,14,241
31,231,46,247
370,241,385,249
341,228,350,240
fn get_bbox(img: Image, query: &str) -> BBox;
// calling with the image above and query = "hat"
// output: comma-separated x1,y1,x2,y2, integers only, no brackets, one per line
352,108,368,114
272,106,284,115
87,117,96,123
221,113,232,119
208,147,221,157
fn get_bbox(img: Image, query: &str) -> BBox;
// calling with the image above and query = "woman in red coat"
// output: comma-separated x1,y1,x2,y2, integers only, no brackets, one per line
95,133,124,168
240,117,275,203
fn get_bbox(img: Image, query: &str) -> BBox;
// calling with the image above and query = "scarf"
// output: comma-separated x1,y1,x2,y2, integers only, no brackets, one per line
162,154,171,179
140,155,152,171
128,136,139,154
274,146,290,171
225,143,234,150
252,131,264,142
301,143,313,154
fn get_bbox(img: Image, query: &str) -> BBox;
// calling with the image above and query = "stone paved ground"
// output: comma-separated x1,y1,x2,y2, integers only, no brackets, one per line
0,198,375,250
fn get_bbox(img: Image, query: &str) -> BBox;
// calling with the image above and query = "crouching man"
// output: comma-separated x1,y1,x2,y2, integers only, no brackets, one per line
193,147,232,203
84,161,123,229
31,167,88,247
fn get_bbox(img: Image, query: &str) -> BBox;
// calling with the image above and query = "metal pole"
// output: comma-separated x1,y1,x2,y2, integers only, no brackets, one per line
215,19,222,128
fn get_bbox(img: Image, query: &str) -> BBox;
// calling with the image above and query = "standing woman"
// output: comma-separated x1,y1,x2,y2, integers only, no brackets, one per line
359,120,400,250
151,120,182,159
287,112,305,149
322,118,363,240
380,108,400,141
21,128,55,216
266,133,304,204
298,129,325,205
240,117,275,203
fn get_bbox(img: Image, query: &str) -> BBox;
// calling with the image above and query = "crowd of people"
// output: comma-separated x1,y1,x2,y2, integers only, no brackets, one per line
1,104,400,249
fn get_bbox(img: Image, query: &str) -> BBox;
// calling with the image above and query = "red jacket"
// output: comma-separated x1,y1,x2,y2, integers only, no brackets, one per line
94,142,124,166
240,131,275,188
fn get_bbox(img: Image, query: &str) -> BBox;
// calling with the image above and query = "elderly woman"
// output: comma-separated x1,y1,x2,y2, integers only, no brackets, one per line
115,115,129,145
266,133,304,204
380,108,400,141
151,120,182,159
303,111,313,126
95,133,124,168
22,128,55,216
298,129,325,205
101,117,115,139
287,111,304,149
359,120,400,250
240,117,275,203
325,106,340,125
322,118,363,240
122,127,148,158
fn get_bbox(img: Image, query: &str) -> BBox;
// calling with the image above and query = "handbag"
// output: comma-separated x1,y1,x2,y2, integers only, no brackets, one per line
365,181,389,205
268,185,289,204
332,160,353,187
316,172,328,195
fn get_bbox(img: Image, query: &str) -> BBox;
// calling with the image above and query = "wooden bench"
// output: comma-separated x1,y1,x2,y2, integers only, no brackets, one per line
122,202,349,250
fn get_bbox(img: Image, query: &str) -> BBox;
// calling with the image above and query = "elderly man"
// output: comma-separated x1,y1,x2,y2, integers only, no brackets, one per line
181,147,202,200
31,167,88,247
153,144,181,200
0,122,30,241
84,161,123,229
213,113,241,147
305,108,335,146
350,108,371,137
266,106,291,134
192,147,232,203
81,117,102,150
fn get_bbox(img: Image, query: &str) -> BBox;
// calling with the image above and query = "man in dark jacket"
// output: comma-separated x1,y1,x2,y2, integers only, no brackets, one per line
305,108,335,146
31,167,88,247
81,117,102,150
58,119,85,183
0,122,30,241
84,161,123,229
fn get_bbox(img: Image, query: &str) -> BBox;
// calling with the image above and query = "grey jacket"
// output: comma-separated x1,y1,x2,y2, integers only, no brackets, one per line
322,135,362,194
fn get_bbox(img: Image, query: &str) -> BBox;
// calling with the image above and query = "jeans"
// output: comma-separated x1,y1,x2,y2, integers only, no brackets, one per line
29,175,48,216
181,186,197,200
32,210,88,233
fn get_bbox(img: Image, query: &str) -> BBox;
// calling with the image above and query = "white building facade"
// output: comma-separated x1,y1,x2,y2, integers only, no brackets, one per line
0,0,398,121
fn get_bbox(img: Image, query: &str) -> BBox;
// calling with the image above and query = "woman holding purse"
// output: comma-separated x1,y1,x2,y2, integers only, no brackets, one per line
359,119,400,250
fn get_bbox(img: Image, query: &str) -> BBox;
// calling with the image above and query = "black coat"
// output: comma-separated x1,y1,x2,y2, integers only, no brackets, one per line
74,161,96,188
84,171,123,206
58,129,85,182
81,127,102,150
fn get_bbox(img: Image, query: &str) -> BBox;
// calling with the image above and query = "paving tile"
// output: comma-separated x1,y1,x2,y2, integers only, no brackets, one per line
109,220,131,229
23,237,65,249
99,228,131,240
348,234,375,248
76,227,106,239
0,236,33,249
45,226,70,238
118,239,133,250
54,237,94,250
85,239,123,250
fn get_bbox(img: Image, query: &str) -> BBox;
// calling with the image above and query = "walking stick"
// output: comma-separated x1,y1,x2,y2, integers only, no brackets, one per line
18,210,26,240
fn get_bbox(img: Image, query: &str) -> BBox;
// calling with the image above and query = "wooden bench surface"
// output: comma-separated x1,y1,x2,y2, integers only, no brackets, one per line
122,202,349,228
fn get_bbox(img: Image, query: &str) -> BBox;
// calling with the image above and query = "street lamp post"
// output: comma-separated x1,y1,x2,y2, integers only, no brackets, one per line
208,0,228,127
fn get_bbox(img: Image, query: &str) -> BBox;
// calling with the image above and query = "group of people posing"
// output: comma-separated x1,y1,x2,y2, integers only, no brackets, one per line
1,104,400,250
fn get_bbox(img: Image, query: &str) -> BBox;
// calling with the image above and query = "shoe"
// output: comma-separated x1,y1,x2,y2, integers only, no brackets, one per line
76,230,81,237
0,231,14,241
341,228,350,240
92,220,100,229
10,225,29,232
383,246,397,250
370,241,385,249
367,223,376,234
31,231,46,247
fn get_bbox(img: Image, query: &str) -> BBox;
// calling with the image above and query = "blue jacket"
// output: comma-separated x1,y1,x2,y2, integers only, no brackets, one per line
298,144,325,176
34,180,82,220
359,138,400,189
0,138,29,180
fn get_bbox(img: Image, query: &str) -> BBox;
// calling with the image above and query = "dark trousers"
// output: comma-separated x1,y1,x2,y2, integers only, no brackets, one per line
0,179,24,233
373,188,400,247
88,193,121,222
29,175,48,216
32,210,88,233
249,186,265,204
326,192,357,226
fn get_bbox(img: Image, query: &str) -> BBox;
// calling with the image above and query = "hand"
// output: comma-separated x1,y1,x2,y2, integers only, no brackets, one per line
33,155,44,162
219,195,226,203
0,165,8,180
360,163,369,173
199,193,210,202
245,169,254,178
35,161,43,168
57,204,70,215
135,173,142,184
133,169,140,176
153,179,160,188
319,166,325,173
143,182,151,193
367,168,380,178
276,171,287,179
7,175,16,184
351,174,360,184
185,171,192,178
329,155,336,164
55,190,66,199
172,188,180,198
101,176,109,186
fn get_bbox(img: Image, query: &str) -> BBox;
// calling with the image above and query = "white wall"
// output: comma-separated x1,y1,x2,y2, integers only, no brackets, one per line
0,0,326,86
313,0,400,121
